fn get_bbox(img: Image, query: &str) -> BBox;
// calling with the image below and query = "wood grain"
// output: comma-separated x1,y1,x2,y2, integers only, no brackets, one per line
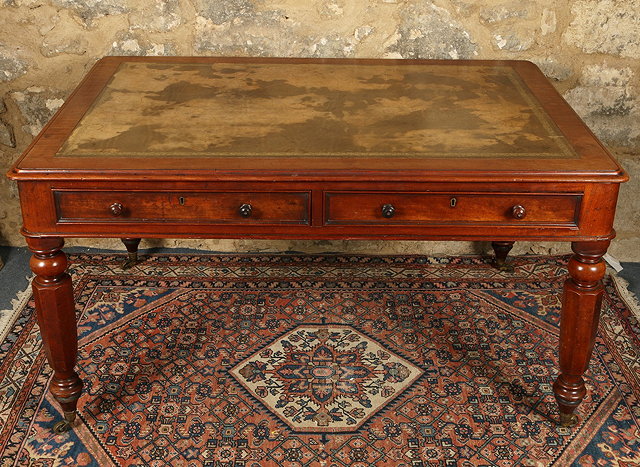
54,190,310,224
324,192,580,225
7,57,627,182
5,57,628,429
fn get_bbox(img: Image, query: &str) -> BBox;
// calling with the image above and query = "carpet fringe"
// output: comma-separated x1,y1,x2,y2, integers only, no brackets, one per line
0,275,33,344
610,272,640,323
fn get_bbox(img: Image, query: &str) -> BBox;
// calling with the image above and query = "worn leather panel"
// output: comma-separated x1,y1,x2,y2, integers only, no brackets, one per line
57,62,575,159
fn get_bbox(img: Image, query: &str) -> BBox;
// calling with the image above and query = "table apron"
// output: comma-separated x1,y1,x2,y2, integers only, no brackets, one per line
17,180,620,241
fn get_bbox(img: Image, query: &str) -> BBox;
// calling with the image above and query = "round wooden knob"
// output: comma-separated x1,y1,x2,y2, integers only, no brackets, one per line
239,203,252,218
381,204,395,218
511,205,526,220
110,202,123,217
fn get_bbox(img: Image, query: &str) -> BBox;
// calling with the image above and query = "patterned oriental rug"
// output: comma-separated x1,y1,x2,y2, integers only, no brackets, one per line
0,253,639,466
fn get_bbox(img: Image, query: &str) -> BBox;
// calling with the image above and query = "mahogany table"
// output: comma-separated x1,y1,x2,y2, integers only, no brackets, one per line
6,57,627,433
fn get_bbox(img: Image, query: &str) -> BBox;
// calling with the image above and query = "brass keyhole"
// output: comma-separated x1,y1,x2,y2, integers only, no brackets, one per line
179,197,185,205
450,197,457,208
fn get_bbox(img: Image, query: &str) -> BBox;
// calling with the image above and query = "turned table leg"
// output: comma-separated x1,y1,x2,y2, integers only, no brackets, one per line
492,241,514,271
553,240,608,427
27,237,83,433
121,237,142,270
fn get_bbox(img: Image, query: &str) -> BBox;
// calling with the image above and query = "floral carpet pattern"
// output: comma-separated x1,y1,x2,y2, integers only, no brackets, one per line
0,253,638,466
230,324,423,433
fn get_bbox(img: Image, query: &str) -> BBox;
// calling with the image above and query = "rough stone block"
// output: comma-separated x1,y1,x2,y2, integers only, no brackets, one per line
385,2,477,59
309,35,357,58
450,0,475,17
563,0,640,58
0,121,16,148
130,0,182,32
615,156,640,236
480,2,531,24
40,12,89,57
564,65,638,147
354,25,374,42
317,0,345,19
540,8,556,36
41,36,88,58
192,0,254,25
0,46,28,82
51,0,130,27
1,0,44,5
609,153,640,261
194,7,301,57
565,65,635,116
109,33,177,56
578,65,635,88
10,87,65,137
493,32,533,52
530,57,573,82
194,6,357,58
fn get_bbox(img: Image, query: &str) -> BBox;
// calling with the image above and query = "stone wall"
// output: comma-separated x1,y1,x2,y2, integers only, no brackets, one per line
1,0,638,259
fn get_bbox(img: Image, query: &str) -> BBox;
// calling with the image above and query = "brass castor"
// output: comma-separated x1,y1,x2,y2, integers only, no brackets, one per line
559,412,579,427
491,241,515,273
121,251,141,270
53,411,76,434
494,262,515,273
121,238,142,270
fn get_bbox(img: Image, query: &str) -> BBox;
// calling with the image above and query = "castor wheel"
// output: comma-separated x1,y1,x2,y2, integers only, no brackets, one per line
491,241,515,273
559,412,579,427
121,238,142,270
494,262,515,273
53,411,76,434
121,254,141,270
53,420,72,433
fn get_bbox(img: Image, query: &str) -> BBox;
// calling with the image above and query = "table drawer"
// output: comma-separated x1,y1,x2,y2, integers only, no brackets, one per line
54,190,310,224
325,192,580,226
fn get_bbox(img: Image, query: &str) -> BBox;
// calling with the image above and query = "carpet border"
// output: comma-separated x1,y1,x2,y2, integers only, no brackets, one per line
0,276,33,346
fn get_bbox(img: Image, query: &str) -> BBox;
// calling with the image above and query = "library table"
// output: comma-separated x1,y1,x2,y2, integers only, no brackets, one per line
6,57,627,433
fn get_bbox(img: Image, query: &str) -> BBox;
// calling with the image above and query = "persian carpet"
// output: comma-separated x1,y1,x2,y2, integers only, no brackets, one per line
0,253,638,466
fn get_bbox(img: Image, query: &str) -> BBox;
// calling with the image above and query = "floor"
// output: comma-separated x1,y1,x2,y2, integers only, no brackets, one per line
4,247,636,464
1,245,639,313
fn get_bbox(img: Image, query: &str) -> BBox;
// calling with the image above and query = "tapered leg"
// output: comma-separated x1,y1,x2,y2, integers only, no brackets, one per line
553,240,609,427
121,238,141,270
492,241,514,271
27,237,83,433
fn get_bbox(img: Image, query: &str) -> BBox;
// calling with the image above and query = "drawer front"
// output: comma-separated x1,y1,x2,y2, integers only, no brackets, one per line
54,191,310,224
325,192,580,226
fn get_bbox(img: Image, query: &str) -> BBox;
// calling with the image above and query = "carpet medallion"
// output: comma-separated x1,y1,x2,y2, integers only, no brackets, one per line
230,324,424,432
0,253,638,466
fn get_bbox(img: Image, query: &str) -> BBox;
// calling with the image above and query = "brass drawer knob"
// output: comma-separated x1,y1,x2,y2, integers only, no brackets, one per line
511,204,526,220
381,204,395,218
109,202,123,217
239,203,253,218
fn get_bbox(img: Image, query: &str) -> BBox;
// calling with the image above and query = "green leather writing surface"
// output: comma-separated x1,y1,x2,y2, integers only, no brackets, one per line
57,62,575,159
